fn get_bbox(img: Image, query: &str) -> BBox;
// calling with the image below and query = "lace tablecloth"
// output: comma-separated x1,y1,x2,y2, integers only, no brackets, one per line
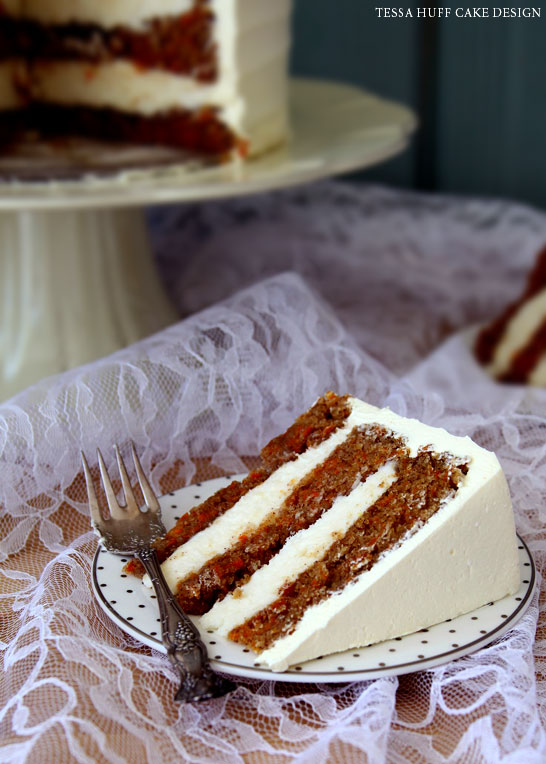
1,182,546,762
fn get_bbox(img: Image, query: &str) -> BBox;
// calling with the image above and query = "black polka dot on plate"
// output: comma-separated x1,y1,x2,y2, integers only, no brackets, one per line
209,641,216,645
121,574,127,578
194,495,201,500
126,590,133,594
515,597,522,601
449,629,456,633
480,630,487,634
215,655,222,660
243,649,249,653
171,504,177,509
254,662,261,667
378,662,386,667
110,600,116,605
150,632,157,636
295,666,302,671
138,604,145,609
418,654,425,659
127,617,133,621
421,640,428,644
389,648,396,653
337,667,345,671
524,563,530,567
100,583,107,587
395,637,402,641
353,654,360,658
471,616,478,620
98,566,104,570
518,545,523,549
501,614,507,618
523,580,529,584
452,643,459,648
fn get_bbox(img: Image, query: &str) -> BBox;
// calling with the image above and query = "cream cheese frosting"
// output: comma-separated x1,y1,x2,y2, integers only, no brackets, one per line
17,1,196,28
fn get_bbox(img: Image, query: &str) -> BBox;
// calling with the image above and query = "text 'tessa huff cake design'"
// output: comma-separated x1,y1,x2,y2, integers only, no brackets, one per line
474,245,546,386
0,0,292,157
129,392,520,671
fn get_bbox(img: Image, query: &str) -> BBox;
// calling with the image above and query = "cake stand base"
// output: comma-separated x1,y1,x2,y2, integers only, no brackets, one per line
0,207,178,401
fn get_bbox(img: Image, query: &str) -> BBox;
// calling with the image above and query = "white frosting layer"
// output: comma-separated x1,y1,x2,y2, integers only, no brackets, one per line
19,1,194,28
147,401,378,592
201,461,398,633
25,0,292,155
0,60,26,110
529,353,546,386
487,288,546,378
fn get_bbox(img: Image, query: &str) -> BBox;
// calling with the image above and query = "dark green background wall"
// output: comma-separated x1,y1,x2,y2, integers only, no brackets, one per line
291,1,546,209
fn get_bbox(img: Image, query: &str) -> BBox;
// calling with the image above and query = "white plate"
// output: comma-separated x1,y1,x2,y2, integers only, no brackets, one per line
92,476,535,683
0,78,416,210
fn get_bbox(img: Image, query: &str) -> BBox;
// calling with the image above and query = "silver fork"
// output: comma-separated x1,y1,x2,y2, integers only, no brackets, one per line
81,443,234,703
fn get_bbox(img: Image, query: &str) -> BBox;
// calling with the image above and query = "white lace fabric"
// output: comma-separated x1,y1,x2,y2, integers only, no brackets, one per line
2,182,546,762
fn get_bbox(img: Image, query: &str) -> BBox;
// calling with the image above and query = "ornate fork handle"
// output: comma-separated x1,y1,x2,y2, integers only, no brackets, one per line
137,547,234,702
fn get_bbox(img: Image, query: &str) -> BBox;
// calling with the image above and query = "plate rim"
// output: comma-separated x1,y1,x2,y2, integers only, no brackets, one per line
91,477,536,683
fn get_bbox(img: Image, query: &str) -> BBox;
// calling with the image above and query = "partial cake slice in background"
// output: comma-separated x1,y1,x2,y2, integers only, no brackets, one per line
0,0,292,157
475,245,546,386
134,392,520,671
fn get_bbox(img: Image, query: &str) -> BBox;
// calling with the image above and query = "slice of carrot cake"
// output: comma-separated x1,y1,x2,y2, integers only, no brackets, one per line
138,392,520,671
475,245,546,386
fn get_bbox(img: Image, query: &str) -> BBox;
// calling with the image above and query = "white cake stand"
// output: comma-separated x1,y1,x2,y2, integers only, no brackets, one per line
0,78,417,400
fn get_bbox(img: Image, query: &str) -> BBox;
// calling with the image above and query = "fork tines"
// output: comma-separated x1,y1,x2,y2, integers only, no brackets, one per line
81,442,160,525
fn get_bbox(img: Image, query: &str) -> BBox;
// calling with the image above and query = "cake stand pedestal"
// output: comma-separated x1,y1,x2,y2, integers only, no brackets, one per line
0,78,417,401
0,208,177,399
